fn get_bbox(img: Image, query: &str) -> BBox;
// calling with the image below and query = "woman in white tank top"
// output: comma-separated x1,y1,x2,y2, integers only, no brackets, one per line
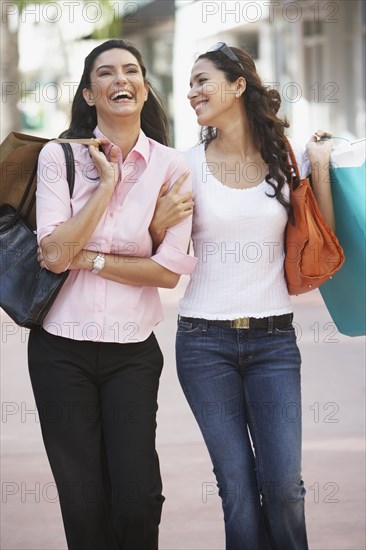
151,43,334,550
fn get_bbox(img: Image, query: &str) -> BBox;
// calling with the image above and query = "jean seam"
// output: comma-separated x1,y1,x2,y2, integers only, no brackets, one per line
243,383,269,504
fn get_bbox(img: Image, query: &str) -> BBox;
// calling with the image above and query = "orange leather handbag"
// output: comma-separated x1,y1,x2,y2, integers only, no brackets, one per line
284,140,345,295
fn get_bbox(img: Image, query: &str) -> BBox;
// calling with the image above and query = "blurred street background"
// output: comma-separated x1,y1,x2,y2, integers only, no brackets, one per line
1,0,365,145
1,284,365,549
1,1,365,549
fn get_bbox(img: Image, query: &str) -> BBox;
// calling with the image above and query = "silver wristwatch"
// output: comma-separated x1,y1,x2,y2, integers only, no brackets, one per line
91,253,105,274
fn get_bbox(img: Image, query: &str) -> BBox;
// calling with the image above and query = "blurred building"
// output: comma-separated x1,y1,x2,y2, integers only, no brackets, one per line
121,0,176,142
173,0,365,148
6,0,365,148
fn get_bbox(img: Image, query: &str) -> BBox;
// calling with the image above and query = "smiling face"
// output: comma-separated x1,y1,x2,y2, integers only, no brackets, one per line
82,48,148,125
188,58,246,127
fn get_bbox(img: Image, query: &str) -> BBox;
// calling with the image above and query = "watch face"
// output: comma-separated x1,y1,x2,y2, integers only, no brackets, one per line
93,255,105,272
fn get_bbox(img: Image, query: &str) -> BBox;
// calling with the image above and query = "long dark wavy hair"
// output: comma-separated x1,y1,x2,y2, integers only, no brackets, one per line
59,39,169,145
196,47,295,217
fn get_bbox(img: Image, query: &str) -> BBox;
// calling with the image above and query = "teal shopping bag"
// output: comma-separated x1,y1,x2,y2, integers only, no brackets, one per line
319,138,366,336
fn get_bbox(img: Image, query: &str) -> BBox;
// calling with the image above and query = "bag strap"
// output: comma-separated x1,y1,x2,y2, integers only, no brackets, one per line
55,138,98,146
284,137,301,192
23,142,75,222
61,143,75,197
20,138,93,216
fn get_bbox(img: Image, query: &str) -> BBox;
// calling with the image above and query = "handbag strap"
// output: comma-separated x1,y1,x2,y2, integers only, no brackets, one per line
62,143,76,197
23,142,75,222
284,137,301,192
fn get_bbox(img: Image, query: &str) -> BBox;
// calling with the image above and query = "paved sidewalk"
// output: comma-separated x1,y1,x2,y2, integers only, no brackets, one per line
1,280,365,549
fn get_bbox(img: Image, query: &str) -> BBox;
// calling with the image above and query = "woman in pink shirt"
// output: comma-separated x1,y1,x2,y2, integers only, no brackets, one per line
28,39,196,550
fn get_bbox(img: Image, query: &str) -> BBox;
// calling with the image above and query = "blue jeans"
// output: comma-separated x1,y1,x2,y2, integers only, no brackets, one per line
176,318,308,550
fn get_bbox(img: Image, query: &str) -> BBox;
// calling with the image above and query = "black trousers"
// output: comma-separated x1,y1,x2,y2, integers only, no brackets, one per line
28,328,165,550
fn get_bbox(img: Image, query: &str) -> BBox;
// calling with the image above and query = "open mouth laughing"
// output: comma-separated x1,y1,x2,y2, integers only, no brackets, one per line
110,90,135,102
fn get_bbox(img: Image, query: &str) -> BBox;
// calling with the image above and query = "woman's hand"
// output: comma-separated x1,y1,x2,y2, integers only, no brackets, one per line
88,138,120,189
153,171,193,228
149,171,193,248
306,130,332,162
37,247,47,270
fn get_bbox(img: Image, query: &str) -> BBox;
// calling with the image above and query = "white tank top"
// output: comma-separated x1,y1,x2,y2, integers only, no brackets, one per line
178,141,310,319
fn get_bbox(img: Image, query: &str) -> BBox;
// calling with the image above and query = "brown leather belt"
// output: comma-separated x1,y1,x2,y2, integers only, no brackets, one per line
179,313,293,330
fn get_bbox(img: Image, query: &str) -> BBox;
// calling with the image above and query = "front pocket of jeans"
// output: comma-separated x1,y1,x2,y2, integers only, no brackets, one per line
274,324,295,334
177,320,202,334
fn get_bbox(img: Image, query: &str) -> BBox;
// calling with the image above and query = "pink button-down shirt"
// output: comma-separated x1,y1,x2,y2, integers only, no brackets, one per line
36,128,197,343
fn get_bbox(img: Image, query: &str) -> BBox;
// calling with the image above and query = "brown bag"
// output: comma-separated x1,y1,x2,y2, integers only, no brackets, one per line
284,140,345,295
0,132,49,230
0,131,97,229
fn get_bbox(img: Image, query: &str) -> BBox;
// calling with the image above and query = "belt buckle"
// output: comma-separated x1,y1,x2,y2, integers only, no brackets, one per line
231,317,250,329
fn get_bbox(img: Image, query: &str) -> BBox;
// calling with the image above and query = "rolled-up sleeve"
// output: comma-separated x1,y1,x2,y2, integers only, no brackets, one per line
150,152,197,275
152,240,197,274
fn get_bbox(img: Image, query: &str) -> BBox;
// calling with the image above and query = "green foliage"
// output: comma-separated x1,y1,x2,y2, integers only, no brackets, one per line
92,18,122,39
90,0,123,39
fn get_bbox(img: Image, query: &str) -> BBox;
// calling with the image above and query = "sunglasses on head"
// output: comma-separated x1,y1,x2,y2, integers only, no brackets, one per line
206,42,244,70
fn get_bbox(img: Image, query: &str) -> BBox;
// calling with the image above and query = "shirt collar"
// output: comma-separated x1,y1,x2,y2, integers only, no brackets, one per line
93,126,150,165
